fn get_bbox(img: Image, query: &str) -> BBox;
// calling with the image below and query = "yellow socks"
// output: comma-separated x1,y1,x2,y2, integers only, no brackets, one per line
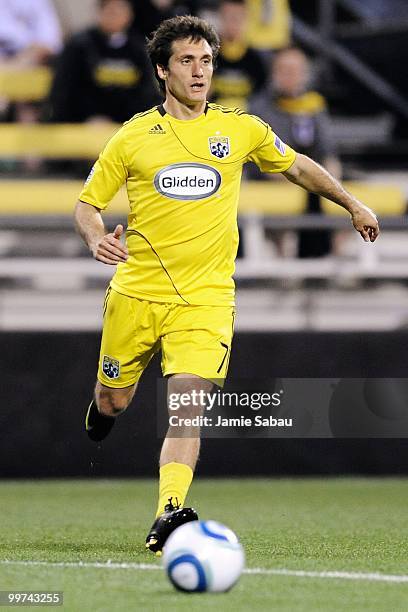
155,462,194,517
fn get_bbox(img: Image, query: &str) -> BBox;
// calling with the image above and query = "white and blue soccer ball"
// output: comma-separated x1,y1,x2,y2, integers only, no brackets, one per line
162,520,245,592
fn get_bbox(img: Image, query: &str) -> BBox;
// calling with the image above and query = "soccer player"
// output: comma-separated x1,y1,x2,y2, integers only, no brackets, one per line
74,16,379,555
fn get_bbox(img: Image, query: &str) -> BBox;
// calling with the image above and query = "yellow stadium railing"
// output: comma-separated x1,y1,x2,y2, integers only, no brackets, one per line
0,66,52,102
0,180,405,217
0,124,119,158
0,123,405,216
321,183,406,216
0,180,305,215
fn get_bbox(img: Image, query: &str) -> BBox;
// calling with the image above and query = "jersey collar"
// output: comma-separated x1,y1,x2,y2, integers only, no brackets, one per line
157,103,209,118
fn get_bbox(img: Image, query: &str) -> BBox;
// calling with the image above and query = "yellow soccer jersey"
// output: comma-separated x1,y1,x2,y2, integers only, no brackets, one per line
79,103,296,305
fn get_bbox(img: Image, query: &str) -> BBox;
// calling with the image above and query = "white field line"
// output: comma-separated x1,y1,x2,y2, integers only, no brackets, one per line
1,560,408,584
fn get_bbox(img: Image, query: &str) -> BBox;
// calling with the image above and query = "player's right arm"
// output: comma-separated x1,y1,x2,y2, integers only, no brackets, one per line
74,202,128,265
74,127,129,264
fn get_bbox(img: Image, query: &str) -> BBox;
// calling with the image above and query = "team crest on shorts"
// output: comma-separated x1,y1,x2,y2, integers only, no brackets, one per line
102,355,120,379
209,136,230,159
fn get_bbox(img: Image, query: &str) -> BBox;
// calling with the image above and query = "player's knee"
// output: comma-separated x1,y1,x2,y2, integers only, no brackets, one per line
96,386,133,417
168,374,214,418
169,374,213,397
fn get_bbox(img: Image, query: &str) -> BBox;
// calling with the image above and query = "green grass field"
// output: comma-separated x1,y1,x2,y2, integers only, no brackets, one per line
0,479,407,611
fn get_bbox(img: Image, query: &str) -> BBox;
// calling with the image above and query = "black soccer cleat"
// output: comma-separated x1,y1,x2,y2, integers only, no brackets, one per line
85,399,115,442
145,497,198,556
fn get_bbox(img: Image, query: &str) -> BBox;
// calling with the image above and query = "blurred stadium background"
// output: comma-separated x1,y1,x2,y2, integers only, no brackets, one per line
2,0,408,480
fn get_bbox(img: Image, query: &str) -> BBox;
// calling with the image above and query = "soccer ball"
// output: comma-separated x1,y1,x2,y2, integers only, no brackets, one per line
162,520,245,592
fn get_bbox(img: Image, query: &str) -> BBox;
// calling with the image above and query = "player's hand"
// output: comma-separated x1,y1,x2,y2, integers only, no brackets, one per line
92,224,129,265
351,204,379,242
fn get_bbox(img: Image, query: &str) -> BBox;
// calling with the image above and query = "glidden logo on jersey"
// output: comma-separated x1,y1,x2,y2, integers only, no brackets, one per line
154,163,221,200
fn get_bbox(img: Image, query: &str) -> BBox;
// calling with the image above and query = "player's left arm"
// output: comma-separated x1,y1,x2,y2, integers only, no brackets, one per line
283,153,379,242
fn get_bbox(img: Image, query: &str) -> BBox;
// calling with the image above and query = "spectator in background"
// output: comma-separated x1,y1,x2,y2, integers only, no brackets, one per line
246,0,291,55
129,0,174,38
210,0,267,111
47,0,159,124
0,0,62,66
129,0,190,38
0,0,62,122
250,47,341,258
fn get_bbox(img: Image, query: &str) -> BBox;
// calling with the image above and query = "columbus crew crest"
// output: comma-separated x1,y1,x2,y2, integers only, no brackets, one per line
209,135,230,159
102,355,120,379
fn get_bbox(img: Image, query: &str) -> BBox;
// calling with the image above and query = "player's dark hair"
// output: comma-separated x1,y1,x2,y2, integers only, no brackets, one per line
146,15,220,95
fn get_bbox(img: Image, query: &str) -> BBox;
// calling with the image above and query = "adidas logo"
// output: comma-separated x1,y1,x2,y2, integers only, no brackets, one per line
149,124,166,134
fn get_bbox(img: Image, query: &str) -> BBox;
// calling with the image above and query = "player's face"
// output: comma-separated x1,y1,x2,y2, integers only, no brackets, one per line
159,38,214,106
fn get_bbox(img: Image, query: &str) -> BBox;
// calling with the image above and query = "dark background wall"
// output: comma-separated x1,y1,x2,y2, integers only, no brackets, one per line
2,331,408,478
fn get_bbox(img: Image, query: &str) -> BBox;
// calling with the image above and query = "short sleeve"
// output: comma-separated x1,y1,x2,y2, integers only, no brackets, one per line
78,128,128,210
246,114,297,173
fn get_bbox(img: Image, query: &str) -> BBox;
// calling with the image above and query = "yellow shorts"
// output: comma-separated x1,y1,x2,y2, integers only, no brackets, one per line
97,287,235,388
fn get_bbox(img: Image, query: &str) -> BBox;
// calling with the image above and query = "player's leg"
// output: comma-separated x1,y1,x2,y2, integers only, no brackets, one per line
156,373,213,509
85,288,158,441
95,380,137,416
145,372,213,554
85,381,137,441
145,304,235,553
